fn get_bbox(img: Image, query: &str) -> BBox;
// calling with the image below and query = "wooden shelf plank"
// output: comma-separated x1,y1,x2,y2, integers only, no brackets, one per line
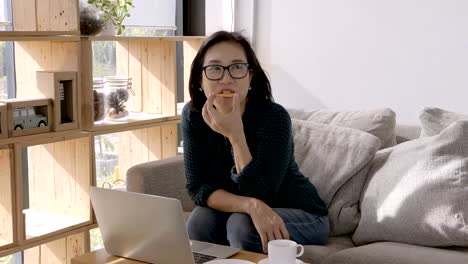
0,34,80,41
83,36,206,42
88,115,181,135
0,130,88,146
0,35,203,41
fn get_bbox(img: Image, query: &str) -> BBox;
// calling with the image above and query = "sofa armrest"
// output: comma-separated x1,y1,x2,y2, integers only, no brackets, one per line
125,155,195,212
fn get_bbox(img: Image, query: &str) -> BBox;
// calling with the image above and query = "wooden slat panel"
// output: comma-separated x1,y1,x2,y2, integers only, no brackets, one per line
37,0,79,32
0,148,13,245
13,144,24,242
23,246,41,264
147,40,162,114
12,0,37,31
147,126,162,161
14,41,78,100
54,140,76,215
131,130,145,172
51,41,80,71
140,40,149,113
14,41,52,98
161,41,176,116
118,125,168,177
28,137,90,218
161,124,177,158
124,130,139,174
116,41,129,76
25,137,90,239
28,144,55,214
139,128,149,164
74,137,91,219
41,237,66,264
127,40,143,112
118,129,143,179
80,40,94,130
183,39,203,102
66,233,85,264
114,133,127,186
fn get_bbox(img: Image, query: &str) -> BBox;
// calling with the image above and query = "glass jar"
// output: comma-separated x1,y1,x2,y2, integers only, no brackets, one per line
93,78,105,121
104,76,131,120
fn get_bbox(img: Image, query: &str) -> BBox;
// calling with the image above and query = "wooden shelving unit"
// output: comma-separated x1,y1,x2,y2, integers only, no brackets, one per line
80,36,205,132
0,1,205,261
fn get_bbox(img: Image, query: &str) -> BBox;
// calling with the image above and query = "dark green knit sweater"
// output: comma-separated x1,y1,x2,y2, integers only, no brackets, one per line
182,100,327,216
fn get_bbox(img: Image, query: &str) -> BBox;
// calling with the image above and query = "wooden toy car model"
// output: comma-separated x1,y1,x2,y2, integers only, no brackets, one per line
12,107,48,130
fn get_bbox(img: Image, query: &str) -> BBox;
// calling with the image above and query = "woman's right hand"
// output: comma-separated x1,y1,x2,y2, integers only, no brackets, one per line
247,198,290,253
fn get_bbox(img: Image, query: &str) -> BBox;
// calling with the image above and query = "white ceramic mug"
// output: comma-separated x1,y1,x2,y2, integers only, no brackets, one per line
268,239,304,264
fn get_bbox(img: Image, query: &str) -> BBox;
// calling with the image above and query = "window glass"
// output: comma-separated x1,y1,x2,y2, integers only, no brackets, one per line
0,1,14,100
0,252,21,264
123,0,176,36
0,41,14,100
0,0,12,31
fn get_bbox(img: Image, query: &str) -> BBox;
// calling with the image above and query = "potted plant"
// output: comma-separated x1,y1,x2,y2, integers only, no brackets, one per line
87,0,134,35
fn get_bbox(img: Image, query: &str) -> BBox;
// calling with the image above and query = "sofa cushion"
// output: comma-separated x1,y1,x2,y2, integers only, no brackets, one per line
322,242,468,264
353,120,468,247
291,120,381,236
300,235,355,264
288,108,396,148
419,107,468,137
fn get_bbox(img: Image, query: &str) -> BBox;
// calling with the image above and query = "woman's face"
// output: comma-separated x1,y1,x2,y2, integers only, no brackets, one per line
201,41,251,114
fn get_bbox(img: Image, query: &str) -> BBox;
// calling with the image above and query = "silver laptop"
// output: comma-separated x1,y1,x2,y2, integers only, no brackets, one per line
89,187,240,264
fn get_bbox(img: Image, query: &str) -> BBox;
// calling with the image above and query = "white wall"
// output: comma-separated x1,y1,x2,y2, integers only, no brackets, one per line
204,0,468,124
252,0,468,124
205,0,235,34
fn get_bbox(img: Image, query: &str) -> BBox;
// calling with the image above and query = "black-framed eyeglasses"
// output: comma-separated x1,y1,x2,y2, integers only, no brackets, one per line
202,63,250,81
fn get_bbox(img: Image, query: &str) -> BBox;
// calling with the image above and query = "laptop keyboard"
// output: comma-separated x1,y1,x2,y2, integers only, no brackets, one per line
193,252,217,264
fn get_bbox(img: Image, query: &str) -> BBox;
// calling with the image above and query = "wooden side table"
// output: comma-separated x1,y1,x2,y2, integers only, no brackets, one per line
71,248,268,264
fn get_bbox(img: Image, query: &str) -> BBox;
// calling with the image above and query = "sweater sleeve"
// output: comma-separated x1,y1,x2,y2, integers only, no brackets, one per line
182,104,219,207
230,105,293,202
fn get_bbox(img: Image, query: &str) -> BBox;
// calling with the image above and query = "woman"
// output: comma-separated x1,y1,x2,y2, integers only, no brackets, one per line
182,31,329,253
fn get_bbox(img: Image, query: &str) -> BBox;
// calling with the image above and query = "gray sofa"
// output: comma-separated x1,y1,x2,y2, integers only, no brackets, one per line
126,108,468,264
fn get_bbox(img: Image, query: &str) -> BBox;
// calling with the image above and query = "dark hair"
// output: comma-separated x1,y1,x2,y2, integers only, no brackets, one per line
188,31,273,111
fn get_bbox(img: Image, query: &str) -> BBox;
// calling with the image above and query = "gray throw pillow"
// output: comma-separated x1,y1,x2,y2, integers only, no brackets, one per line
353,120,468,247
292,119,381,236
288,108,397,149
419,107,468,137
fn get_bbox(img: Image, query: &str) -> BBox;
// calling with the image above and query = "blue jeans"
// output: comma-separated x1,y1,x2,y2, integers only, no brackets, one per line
186,206,329,253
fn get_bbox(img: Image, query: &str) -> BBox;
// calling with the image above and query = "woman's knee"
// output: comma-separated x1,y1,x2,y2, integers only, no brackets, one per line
186,206,224,240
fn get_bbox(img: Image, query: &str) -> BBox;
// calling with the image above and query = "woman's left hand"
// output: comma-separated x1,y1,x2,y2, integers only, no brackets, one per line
202,93,244,140
248,199,290,253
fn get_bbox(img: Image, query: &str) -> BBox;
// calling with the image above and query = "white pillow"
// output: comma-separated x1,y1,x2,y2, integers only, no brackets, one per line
419,107,468,137
292,119,381,236
353,120,468,247
289,108,396,149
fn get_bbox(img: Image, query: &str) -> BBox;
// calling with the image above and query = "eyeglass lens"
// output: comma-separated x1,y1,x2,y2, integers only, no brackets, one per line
204,63,248,80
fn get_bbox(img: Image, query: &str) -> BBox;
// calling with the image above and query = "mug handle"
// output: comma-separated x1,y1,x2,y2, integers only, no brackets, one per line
296,244,304,257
